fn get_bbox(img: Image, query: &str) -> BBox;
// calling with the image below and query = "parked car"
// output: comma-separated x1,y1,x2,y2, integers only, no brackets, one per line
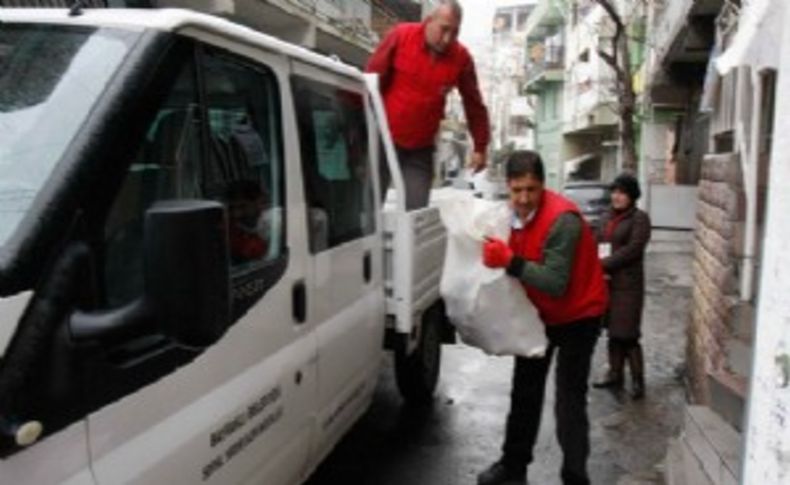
562,181,611,232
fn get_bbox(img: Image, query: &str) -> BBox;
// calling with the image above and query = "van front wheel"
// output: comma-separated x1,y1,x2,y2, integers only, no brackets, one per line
394,304,442,404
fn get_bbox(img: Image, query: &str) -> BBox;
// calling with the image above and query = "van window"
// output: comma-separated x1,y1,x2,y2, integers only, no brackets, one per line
103,45,286,312
103,55,200,307
201,49,285,268
292,76,375,252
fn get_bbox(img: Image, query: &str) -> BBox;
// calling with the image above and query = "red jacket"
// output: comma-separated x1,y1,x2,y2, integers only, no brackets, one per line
365,22,490,152
229,225,266,263
510,190,609,325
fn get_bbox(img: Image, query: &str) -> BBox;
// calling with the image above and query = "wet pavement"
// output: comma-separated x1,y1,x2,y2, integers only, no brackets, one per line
306,236,693,485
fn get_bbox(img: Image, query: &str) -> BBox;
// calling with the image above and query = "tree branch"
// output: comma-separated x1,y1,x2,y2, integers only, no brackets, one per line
598,46,628,89
597,49,617,70
592,0,639,171
593,0,625,31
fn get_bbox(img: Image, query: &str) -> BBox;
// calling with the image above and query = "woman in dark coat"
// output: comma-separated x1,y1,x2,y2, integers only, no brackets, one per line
593,173,651,399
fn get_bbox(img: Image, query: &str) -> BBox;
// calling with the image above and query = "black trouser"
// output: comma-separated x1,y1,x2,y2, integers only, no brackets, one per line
609,336,639,349
379,145,435,210
502,317,601,485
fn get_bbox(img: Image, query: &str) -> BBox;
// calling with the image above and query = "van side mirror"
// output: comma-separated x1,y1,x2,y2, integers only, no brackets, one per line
70,200,231,348
144,200,231,347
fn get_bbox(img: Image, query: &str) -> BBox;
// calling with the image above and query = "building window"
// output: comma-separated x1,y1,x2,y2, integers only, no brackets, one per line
516,11,529,32
493,13,512,33
509,115,530,137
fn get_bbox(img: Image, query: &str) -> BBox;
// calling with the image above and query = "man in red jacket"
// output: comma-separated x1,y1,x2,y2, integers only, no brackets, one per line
478,151,608,485
365,0,490,209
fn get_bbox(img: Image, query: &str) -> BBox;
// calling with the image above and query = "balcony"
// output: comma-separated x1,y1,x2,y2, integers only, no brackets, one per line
153,0,376,66
525,45,565,90
650,0,722,69
562,91,618,135
642,0,723,104
524,0,565,41
371,0,422,38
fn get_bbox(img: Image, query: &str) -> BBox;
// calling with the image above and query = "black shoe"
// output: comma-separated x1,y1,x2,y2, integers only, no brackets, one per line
561,469,590,485
627,344,645,400
592,374,623,389
630,379,645,400
477,460,526,485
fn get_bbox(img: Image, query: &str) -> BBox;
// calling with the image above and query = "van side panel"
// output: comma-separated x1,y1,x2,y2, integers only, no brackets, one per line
88,327,315,485
0,422,93,485
0,292,32,359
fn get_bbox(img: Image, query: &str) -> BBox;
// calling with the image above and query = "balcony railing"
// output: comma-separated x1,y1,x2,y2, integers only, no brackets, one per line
525,45,565,85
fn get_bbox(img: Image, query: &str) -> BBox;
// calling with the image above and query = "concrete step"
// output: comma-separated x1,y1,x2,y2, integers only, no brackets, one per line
664,406,742,485
647,229,695,254
683,406,741,485
707,370,747,432
729,302,755,342
725,337,753,379
665,437,714,485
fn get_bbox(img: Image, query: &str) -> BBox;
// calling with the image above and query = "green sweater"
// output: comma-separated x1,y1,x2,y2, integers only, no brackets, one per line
505,212,582,298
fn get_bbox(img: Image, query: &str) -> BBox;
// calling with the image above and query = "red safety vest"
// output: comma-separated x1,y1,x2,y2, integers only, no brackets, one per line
509,190,609,325
383,24,469,149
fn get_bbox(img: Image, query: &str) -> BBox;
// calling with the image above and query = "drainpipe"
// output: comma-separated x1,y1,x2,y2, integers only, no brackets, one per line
737,67,761,303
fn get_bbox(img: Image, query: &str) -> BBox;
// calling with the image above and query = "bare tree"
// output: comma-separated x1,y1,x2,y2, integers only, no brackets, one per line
593,0,639,173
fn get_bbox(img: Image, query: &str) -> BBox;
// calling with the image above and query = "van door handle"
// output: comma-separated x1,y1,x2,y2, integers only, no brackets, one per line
363,251,372,283
292,280,306,324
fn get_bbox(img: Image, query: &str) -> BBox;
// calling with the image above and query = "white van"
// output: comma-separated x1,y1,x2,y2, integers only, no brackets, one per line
0,8,451,485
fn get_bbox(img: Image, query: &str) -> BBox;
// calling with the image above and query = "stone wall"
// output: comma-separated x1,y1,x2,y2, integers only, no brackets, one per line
688,152,743,403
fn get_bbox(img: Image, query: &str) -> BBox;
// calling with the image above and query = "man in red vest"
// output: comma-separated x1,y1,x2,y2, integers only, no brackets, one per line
365,0,490,209
477,151,609,485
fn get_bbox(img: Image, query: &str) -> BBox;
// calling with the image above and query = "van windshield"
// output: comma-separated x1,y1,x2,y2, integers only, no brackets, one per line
0,23,140,247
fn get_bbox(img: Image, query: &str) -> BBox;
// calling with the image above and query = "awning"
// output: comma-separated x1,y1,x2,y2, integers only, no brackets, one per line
716,0,785,75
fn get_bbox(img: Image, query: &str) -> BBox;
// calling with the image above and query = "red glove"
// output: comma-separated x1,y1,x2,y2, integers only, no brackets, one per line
482,237,513,268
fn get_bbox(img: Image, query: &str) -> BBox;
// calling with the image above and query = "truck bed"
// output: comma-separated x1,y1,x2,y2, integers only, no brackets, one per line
383,190,461,335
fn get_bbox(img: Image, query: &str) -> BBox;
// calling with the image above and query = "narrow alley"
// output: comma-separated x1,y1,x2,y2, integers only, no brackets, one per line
307,231,693,485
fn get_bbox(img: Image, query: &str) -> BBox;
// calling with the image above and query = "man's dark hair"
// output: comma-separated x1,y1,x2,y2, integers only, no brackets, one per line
224,179,268,204
505,150,545,182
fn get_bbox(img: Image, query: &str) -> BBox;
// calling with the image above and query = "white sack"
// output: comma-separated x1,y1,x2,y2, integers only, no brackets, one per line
437,193,547,358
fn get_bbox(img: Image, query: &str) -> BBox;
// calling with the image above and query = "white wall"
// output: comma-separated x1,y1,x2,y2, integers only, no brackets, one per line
742,5,790,480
